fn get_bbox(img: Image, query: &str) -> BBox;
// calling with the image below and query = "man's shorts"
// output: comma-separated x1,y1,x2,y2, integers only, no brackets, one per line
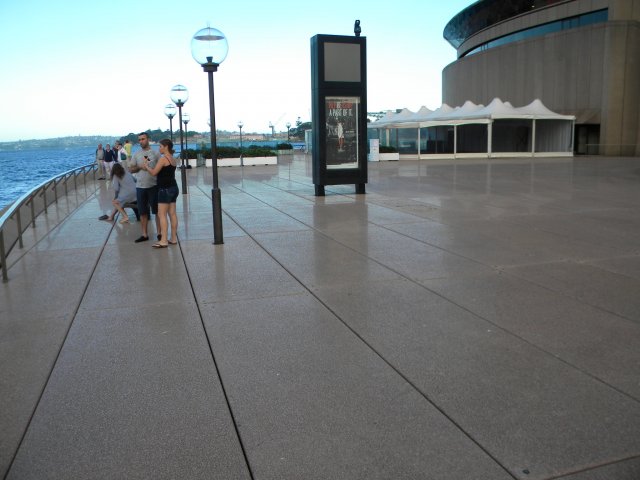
136,186,158,216
158,185,179,203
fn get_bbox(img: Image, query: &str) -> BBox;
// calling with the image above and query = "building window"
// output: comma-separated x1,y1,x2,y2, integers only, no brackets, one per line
463,9,608,57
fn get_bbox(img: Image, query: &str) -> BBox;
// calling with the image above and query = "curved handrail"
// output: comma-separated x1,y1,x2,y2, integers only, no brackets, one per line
0,162,98,281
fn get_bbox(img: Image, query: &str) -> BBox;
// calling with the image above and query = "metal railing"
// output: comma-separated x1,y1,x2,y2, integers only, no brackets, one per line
0,163,98,282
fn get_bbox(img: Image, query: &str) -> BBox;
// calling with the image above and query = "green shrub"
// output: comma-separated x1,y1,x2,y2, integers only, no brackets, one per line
276,143,293,150
199,145,275,158
182,149,197,159
379,145,398,153
245,145,276,157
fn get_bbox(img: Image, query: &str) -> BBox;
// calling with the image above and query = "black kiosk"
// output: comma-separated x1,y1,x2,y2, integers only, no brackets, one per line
310,34,367,196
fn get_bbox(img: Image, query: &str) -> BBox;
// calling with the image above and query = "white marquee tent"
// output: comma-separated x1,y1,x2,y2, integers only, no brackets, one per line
368,98,575,158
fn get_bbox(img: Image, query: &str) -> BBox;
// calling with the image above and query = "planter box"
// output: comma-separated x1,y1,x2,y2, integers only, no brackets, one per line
186,158,205,167
243,156,277,166
206,158,240,167
205,156,277,167
277,149,294,155
368,152,399,162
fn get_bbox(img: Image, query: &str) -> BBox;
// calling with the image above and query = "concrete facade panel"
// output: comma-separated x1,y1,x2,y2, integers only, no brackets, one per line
592,0,609,10
609,0,640,20
444,25,607,116
589,28,606,116
600,22,639,155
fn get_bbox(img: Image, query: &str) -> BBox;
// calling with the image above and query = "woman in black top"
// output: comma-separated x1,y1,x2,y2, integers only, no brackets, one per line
143,139,179,248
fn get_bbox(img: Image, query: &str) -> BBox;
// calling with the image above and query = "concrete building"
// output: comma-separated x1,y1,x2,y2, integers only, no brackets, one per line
442,0,640,156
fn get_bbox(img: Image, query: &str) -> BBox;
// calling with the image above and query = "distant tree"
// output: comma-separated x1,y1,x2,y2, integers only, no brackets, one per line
119,129,172,145
290,121,311,139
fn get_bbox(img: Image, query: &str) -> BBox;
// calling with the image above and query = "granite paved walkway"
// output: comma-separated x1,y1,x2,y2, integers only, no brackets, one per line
2,154,640,479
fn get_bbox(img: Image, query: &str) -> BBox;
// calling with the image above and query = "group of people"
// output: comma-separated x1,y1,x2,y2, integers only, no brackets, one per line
97,132,179,248
95,140,132,179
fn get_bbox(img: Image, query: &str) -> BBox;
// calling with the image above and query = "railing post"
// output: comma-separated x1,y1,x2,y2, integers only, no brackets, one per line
1,161,98,283
42,187,48,215
16,209,23,248
30,196,36,228
0,230,7,282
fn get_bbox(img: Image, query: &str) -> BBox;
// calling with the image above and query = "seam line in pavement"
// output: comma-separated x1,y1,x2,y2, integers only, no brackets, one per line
233,177,640,405
3,206,115,480
545,453,640,479
175,233,256,480
197,183,519,480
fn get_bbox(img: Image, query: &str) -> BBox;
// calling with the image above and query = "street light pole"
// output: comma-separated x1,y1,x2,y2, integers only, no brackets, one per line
183,113,190,168
269,121,275,139
164,104,176,143
238,121,243,166
170,84,189,194
286,121,291,143
192,26,229,245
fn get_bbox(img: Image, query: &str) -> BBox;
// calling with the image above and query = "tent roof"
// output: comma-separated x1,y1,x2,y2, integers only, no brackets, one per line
368,98,575,128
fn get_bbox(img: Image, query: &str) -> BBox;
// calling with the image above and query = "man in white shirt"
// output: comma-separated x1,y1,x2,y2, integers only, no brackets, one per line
128,132,161,243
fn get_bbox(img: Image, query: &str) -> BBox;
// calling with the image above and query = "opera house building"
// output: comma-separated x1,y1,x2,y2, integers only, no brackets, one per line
442,0,639,156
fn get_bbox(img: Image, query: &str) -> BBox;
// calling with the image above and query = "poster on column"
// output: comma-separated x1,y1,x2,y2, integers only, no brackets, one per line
325,96,359,169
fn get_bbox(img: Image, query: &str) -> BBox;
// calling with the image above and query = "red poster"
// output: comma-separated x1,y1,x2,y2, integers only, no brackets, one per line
325,96,359,169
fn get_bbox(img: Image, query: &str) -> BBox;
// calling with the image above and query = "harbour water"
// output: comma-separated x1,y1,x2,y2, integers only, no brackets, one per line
0,140,302,212
0,146,98,212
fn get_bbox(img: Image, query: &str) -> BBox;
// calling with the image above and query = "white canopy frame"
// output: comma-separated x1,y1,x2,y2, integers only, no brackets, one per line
369,98,575,158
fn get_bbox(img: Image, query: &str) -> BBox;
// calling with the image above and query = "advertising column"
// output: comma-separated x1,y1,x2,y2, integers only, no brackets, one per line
310,34,367,196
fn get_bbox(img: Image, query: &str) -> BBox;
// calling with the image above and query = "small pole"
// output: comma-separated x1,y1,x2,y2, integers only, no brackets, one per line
0,230,7,282
16,209,23,248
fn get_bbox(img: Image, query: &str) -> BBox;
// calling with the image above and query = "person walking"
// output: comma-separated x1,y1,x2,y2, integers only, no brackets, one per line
143,138,179,248
124,139,133,159
103,144,117,178
115,141,128,167
128,132,161,243
98,162,137,223
95,143,106,179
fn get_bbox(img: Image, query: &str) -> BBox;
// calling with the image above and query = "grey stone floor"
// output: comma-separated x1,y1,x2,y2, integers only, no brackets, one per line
1,154,640,480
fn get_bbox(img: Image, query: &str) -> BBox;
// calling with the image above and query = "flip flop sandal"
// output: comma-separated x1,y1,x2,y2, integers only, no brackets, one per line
152,243,168,248
98,215,109,220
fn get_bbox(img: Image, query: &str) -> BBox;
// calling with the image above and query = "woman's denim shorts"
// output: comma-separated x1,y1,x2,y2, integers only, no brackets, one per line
157,185,179,203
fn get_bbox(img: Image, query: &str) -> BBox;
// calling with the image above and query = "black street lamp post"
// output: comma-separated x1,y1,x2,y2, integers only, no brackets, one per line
183,113,190,168
286,121,291,143
192,26,229,245
238,121,244,165
164,104,176,142
170,84,189,194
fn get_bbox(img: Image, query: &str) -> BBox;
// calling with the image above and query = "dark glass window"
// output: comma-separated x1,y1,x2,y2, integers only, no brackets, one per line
463,9,607,57
444,0,572,48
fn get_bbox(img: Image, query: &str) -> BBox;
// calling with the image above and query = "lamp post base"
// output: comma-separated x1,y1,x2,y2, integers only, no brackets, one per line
212,187,224,244
181,164,188,194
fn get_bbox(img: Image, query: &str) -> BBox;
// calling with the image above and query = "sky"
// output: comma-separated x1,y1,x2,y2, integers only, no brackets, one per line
0,0,472,142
